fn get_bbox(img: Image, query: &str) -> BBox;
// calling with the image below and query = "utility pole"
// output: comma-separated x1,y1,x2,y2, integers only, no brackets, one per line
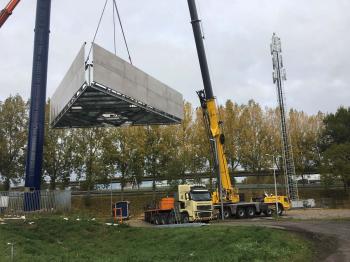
270,33,298,201
266,154,280,216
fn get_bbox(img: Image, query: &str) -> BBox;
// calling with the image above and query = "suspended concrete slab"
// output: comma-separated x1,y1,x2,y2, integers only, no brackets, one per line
50,43,183,128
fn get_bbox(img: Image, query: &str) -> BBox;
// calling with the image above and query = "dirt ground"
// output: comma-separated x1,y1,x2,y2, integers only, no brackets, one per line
285,208,350,220
128,208,350,226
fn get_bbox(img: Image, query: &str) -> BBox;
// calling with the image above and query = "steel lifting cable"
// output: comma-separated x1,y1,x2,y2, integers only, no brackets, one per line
112,0,133,64
86,0,133,65
85,0,109,64
112,0,117,55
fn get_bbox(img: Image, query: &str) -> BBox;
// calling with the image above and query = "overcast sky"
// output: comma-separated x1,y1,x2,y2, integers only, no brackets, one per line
0,0,349,115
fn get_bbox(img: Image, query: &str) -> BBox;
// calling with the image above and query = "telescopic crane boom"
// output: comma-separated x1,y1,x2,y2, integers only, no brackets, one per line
0,0,20,28
187,1,291,218
187,0,239,205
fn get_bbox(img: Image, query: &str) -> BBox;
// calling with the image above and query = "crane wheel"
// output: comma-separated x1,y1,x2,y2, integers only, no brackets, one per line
223,208,231,219
246,206,256,218
263,208,273,217
236,208,246,219
219,208,231,219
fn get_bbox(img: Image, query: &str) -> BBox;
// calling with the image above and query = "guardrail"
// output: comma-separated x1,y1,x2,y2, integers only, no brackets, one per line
69,183,344,198
0,190,71,216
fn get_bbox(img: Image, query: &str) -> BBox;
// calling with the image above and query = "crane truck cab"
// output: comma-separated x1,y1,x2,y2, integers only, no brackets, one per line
252,193,291,216
144,184,213,225
177,185,213,223
263,194,291,215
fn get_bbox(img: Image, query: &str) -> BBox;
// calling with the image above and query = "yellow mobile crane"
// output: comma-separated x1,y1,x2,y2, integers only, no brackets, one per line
187,0,290,218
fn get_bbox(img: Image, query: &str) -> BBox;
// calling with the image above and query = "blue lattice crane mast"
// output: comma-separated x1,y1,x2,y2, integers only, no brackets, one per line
270,33,299,201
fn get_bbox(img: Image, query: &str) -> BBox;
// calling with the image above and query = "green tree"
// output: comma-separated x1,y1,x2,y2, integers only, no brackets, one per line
107,126,146,198
144,126,170,199
320,107,350,190
72,128,108,191
127,127,146,189
289,109,323,182
160,124,182,183
43,101,75,189
320,107,350,147
321,143,350,190
0,95,27,190
221,100,243,171
192,107,212,179
169,102,196,183
239,100,270,173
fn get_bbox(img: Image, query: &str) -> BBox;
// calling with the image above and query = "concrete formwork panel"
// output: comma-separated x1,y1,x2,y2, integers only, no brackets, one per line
50,43,183,128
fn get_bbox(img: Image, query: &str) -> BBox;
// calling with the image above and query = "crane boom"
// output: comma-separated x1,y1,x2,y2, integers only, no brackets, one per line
0,0,20,28
187,1,292,217
187,0,239,204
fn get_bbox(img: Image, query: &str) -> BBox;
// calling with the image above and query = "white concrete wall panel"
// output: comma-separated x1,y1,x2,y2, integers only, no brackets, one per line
50,44,86,122
92,43,183,120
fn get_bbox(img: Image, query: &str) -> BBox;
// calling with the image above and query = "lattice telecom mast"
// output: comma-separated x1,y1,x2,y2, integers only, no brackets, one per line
270,33,299,201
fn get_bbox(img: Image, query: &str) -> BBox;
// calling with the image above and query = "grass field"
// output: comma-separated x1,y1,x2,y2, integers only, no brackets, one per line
0,217,312,262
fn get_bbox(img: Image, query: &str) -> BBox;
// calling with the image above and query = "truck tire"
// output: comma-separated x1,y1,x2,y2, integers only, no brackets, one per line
236,208,246,219
160,215,167,225
223,208,231,219
167,213,175,224
277,204,284,216
218,208,231,219
182,213,189,223
246,206,256,218
154,214,160,225
263,208,273,217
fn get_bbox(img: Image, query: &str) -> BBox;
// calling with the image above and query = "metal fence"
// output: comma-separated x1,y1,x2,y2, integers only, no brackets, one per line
0,190,71,216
